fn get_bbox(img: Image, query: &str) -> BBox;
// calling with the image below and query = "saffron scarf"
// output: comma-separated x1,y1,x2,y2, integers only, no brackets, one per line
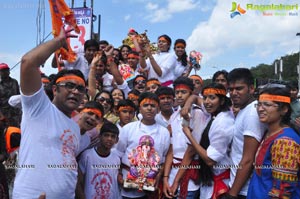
48,0,80,68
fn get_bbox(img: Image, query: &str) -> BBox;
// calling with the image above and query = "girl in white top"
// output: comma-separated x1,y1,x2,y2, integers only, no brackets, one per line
173,39,192,78
139,34,177,87
182,83,234,199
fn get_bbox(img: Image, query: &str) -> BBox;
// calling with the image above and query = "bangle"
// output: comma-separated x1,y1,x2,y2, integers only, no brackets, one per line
163,176,169,178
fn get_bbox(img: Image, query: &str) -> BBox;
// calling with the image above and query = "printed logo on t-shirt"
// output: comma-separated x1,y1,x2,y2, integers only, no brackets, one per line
60,129,78,169
125,135,160,191
91,172,112,199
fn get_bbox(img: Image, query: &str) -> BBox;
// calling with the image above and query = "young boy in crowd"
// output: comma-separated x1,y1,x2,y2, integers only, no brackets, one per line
116,92,171,198
163,77,209,199
146,78,161,93
127,89,140,108
155,86,175,128
77,122,121,199
115,99,137,130
75,101,104,154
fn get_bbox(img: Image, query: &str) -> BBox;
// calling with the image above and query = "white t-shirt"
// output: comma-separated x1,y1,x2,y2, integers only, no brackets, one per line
155,111,170,128
116,121,123,132
200,111,234,199
168,106,210,191
13,86,81,199
173,55,186,78
229,101,265,196
79,148,121,199
115,121,171,198
116,80,131,99
145,52,177,84
78,133,91,155
8,94,22,109
63,55,90,80
102,72,114,92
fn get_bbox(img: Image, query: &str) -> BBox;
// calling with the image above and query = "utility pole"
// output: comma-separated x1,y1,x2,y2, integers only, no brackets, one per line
297,32,300,90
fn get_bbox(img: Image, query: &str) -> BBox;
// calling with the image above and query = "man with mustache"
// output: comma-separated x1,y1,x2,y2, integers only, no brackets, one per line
13,27,86,199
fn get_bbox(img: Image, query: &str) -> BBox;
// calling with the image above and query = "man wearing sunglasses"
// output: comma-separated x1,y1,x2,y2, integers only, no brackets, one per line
13,27,86,199
133,75,147,93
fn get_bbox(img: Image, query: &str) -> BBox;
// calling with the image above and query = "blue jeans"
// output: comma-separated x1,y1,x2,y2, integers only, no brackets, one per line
171,189,199,199
186,190,200,199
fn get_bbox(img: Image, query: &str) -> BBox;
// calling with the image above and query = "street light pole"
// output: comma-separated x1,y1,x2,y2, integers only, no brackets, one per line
297,33,300,90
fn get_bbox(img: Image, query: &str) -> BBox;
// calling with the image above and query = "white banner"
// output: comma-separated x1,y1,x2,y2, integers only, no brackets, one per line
66,7,93,52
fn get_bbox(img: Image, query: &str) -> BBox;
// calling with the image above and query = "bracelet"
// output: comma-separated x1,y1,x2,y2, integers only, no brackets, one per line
163,176,169,178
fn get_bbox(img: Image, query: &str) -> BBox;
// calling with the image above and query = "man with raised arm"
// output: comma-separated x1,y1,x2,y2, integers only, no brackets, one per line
13,27,86,199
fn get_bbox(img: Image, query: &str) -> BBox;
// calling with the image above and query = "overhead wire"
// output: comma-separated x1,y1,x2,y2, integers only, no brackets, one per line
11,0,50,71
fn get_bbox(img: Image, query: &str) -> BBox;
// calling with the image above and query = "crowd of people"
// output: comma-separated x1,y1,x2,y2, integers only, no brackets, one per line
0,26,299,199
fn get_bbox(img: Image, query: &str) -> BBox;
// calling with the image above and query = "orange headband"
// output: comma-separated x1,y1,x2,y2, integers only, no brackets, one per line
158,94,173,100
140,98,158,107
128,54,139,59
5,126,21,153
42,78,50,83
81,108,102,118
56,75,85,86
189,75,203,85
203,88,226,96
259,94,290,104
128,93,139,100
175,43,186,48
146,80,161,87
118,106,135,112
174,84,192,91
158,37,169,44
135,77,145,82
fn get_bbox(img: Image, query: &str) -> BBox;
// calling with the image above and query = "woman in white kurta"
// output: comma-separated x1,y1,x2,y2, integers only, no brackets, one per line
173,39,192,78
182,83,234,199
139,35,177,87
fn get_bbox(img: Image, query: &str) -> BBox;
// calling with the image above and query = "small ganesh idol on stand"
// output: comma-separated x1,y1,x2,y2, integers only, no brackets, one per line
124,135,160,191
